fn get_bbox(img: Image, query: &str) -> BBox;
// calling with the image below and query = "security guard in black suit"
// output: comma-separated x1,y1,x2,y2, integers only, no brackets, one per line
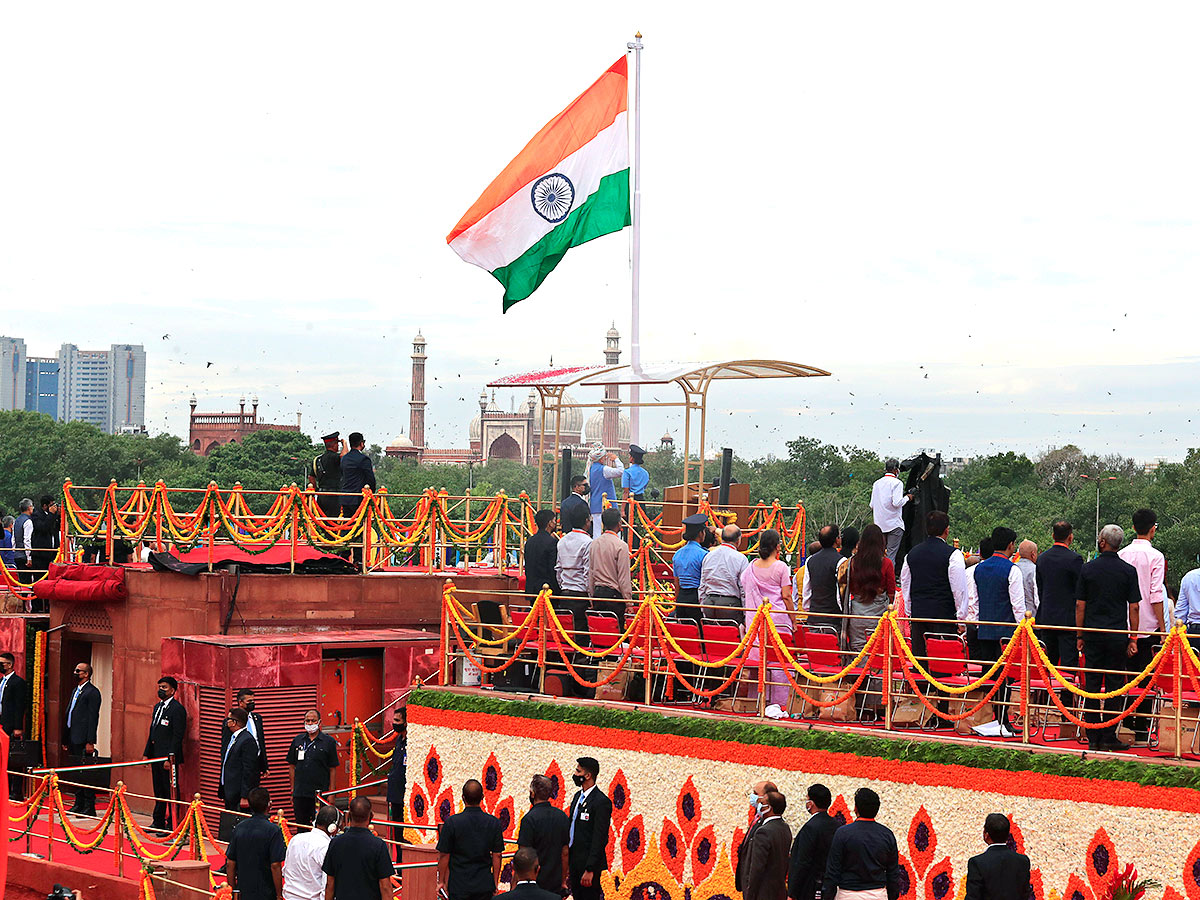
965,814,1032,900
221,688,268,778
61,662,102,816
144,676,187,832
0,651,29,800
218,707,261,842
0,651,28,739
566,757,613,900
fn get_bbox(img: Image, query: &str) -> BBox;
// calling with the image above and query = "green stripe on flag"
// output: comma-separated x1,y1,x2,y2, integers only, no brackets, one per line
492,169,631,312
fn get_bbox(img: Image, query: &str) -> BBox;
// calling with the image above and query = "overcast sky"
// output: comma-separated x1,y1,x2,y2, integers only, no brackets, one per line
2,3,1197,464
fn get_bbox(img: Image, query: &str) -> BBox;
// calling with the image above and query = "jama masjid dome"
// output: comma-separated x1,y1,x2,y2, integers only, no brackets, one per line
386,432,415,452
526,389,584,441
583,409,631,444
468,391,503,442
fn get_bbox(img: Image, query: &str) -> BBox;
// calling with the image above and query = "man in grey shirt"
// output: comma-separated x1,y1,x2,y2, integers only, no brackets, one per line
1015,540,1039,616
699,525,748,624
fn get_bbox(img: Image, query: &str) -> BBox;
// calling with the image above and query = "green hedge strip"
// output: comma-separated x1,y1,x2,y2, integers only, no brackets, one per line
408,688,1200,792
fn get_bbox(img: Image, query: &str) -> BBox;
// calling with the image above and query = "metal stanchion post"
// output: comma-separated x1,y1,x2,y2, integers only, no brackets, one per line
24,769,33,856
46,777,54,862
169,753,178,832
883,616,893,732
757,615,767,719
643,606,653,707
1175,630,1184,761
1020,618,1031,745
115,781,125,877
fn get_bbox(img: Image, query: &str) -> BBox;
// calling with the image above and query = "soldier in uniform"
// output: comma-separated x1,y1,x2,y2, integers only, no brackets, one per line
309,432,343,519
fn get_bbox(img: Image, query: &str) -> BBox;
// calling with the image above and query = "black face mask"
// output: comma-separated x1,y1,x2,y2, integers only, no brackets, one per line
157,688,170,700
76,672,87,682
393,724,403,735
244,701,256,712
572,774,585,787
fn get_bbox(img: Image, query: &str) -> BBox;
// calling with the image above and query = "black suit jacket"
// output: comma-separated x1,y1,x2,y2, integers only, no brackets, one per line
567,787,613,874
221,710,268,773
965,845,1031,900
0,673,27,736
144,697,187,763
1035,544,1084,628
219,729,260,800
788,811,841,900
63,681,101,746
495,883,562,900
744,816,791,900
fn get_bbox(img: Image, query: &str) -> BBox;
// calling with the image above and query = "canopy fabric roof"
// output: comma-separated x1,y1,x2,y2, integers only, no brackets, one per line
489,359,830,390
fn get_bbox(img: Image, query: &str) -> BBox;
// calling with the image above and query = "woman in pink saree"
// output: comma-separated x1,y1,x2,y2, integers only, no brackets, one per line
741,529,797,708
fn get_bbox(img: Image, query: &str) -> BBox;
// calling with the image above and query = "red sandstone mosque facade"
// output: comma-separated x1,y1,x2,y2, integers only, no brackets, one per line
385,329,633,465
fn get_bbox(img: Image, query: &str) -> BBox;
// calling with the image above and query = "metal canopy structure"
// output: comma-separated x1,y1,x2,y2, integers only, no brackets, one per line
489,359,832,507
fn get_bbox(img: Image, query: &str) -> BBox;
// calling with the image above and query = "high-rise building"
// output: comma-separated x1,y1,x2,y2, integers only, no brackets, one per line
25,357,59,419
56,343,147,433
108,343,146,433
0,337,28,412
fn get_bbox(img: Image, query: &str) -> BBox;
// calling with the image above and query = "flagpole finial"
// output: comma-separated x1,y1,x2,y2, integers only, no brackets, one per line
635,31,642,38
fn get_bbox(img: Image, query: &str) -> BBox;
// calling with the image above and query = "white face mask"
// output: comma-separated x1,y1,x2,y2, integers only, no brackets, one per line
305,723,319,734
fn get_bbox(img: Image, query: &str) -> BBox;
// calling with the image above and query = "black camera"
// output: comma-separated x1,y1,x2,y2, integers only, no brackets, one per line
48,886,76,900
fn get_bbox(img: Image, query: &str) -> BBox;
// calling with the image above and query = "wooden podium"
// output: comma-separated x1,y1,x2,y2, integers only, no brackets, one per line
661,482,751,532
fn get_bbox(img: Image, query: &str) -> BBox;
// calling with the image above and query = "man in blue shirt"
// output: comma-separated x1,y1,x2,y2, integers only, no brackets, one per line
622,445,650,501
673,514,709,614
1177,565,1200,636
622,445,650,553
587,443,624,538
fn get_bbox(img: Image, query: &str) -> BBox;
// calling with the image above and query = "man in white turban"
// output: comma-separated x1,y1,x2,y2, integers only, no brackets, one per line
587,442,624,538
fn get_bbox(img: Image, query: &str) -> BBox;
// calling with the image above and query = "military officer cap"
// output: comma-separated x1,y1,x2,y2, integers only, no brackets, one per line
682,513,708,527
321,431,340,443
629,444,646,460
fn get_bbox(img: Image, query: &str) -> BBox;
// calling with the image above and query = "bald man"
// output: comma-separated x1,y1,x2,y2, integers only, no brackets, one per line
1015,540,1039,616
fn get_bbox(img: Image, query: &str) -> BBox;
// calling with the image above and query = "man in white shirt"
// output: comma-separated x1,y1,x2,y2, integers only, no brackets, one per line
553,504,593,640
869,460,913,564
1014,541,1039,617
1118,508,1167,741
699,524,748,623
283,804,338,900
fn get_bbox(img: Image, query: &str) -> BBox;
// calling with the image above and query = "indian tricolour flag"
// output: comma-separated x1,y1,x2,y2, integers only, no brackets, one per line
447,57,631,312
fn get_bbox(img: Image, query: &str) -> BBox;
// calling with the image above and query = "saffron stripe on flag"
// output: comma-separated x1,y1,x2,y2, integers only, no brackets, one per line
446,57,628,244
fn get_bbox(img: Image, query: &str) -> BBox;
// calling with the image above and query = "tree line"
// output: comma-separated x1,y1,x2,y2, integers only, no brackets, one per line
8,411,1196,590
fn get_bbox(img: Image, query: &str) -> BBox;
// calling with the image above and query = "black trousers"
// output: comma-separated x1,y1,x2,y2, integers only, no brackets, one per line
975,639,1013,731
151,761,173,828
555,591,591,638
391,801,405,862
219,793,242,841
592,585,626,631
1126,636,1156,736
1038,626,1079,710
570,870,604,900
1083,639,1129,745
65,743,96,813
292,795,316,829
676,587,700,620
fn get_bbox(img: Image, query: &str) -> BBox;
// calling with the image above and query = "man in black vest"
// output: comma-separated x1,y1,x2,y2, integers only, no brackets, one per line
1035,521,1084,705
802,526,843,634
788,783,842,900
964,813,1031,900
144,676,187,832
308,432,343,519
900,511,968,668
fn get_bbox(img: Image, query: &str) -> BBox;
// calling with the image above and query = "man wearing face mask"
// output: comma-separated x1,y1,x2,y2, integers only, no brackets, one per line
386,706,407,862
0,651,28,801
61,662,102,817
788,784,841,900
286,709,339,828
144,676,187,833
566,757,613,900
222,688,269,779
735,779,777,896
518,774,570,896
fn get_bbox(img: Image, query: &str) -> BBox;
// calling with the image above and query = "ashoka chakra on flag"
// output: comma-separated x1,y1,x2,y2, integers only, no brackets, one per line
446,57,631,312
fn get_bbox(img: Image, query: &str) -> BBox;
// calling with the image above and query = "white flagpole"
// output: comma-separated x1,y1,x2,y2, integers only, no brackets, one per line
627,31,643,445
